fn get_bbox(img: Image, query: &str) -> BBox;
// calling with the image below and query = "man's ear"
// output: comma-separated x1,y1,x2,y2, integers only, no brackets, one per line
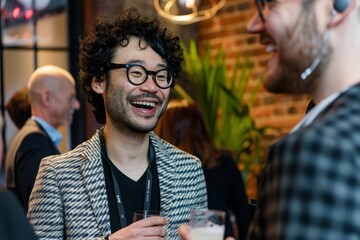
328,0,355,27
40,89,52,107
91,77,105,94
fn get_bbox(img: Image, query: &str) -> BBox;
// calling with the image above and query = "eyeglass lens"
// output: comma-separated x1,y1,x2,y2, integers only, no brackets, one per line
127,65,171,89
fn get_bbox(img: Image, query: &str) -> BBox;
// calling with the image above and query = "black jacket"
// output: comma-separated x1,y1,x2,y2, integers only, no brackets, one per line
5,118,60,212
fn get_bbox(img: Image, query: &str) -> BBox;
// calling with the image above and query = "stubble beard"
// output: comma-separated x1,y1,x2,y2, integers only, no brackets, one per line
264,11,331,95
106,87,169,134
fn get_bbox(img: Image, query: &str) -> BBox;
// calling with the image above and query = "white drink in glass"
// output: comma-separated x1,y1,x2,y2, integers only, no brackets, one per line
190,225,224,240
189,209,225,240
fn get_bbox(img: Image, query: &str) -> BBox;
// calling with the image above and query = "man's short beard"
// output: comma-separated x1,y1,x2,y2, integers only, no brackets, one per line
264,10,332,95
108,95,169,135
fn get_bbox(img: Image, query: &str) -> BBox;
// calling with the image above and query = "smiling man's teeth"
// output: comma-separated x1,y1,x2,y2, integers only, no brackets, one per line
266,44,276,53
133,101,156,107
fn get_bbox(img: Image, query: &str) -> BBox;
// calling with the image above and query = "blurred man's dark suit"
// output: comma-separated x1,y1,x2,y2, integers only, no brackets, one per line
5,118,60,212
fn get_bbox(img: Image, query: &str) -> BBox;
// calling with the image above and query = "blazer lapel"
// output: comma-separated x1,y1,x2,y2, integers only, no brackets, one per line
150,133,176,218
80,131,111,236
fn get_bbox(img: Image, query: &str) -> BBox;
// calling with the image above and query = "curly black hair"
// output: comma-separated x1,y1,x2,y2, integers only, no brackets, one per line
79,8,183,124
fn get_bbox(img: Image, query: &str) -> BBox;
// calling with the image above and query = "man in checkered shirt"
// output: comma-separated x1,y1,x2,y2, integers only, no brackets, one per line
179,0,360,239
245,0,360,239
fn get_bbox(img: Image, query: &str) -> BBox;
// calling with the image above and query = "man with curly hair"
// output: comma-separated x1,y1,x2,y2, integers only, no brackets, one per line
27,8,207,240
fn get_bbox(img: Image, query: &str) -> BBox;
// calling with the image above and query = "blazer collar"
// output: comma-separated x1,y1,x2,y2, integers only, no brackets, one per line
149,133,176,218
80,131,111,236
79,131,177,235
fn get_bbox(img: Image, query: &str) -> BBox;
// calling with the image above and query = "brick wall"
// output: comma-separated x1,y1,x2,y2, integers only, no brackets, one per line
198,0,310,137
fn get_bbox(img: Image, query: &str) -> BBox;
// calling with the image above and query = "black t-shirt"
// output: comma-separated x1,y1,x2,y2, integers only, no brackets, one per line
100,135,160,233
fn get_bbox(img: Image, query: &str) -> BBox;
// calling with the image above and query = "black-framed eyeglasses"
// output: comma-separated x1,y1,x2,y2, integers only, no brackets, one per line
255,0,266,22
107,63,173,89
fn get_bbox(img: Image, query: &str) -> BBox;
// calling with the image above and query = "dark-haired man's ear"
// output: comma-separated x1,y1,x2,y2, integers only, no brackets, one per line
91,77,105,94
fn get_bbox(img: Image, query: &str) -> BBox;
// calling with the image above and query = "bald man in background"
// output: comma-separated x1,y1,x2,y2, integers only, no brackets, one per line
5,65,80,212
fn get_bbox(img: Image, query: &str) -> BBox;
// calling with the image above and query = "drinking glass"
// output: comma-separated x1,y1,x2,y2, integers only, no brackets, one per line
189,209,225,240
132,210,163,222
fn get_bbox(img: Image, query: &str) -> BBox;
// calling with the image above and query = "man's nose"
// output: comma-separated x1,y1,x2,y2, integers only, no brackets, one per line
246,12,265,34
141,74,159,92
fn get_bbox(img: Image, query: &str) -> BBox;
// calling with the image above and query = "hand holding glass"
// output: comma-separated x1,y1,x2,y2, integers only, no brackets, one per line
189,209,225,240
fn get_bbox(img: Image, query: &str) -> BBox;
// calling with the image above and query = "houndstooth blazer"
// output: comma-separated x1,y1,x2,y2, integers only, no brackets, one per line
248,82,360,239
27,131,207,240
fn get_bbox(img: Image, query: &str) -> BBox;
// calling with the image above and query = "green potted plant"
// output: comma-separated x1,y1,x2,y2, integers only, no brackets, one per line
173,40,273,195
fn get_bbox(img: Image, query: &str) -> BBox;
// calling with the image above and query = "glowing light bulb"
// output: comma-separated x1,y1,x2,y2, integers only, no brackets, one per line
178,0,201,9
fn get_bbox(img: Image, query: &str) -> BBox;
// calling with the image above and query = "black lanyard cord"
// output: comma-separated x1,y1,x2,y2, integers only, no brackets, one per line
100,135,152,228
